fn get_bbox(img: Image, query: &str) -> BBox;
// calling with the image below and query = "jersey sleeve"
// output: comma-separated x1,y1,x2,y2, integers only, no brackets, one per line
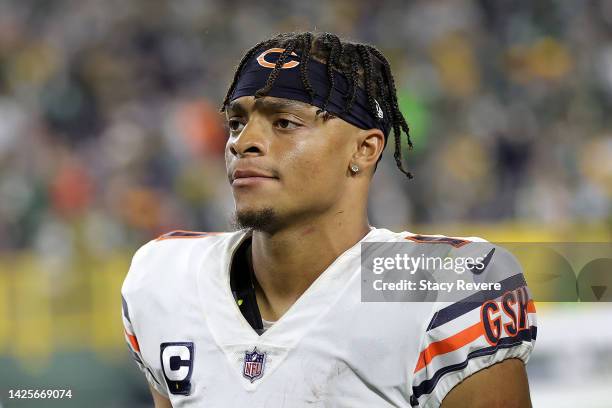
121,294,169,397
409,242,538,407
121,245,169,398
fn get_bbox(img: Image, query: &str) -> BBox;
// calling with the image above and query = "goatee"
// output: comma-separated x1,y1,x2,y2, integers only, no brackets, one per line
231,208,278,232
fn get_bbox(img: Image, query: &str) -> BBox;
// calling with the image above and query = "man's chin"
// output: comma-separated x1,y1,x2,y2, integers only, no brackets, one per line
231,207,279,233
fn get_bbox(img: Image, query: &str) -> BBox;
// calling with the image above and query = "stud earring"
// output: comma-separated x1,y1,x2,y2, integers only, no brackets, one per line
350,163,360,174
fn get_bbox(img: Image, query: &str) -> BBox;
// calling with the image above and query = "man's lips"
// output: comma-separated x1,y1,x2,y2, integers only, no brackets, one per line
230,168,279,186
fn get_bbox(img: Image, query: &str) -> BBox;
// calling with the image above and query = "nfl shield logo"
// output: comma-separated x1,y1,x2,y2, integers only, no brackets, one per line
243,347,266,382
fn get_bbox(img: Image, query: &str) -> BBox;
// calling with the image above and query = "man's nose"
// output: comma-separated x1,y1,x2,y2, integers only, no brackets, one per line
228,120,267,158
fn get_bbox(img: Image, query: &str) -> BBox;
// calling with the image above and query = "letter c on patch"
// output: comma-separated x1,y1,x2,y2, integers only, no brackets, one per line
160,342,195,395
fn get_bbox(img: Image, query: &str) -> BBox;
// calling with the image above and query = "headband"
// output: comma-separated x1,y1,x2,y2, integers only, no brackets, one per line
229,47,391,136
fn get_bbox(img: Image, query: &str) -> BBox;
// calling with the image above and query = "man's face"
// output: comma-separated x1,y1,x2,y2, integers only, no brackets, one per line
225,96,358,232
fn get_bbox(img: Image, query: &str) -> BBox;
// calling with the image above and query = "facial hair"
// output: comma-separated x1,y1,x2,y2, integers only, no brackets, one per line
231,207,279,233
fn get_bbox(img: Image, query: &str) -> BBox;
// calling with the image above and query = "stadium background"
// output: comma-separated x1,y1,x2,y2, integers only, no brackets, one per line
0,0,610,406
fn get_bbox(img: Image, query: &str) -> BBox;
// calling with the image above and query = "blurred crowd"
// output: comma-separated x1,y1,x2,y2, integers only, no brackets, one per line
0,0,611,257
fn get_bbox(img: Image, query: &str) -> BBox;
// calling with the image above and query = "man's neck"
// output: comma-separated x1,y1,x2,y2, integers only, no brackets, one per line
249,214,371,322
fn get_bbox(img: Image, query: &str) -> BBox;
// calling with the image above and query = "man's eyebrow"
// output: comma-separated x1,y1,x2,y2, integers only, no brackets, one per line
225,100,248,116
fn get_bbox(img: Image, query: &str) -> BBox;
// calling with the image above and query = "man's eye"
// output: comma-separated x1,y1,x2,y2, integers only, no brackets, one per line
228,120,244,132
275,119,299,130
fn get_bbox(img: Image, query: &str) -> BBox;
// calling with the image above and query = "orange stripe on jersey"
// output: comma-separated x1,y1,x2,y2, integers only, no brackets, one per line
125,329,141,352
414,299,536,373
527,300,536,314
414,321,484,373
404,234,471,248
155,230,224,241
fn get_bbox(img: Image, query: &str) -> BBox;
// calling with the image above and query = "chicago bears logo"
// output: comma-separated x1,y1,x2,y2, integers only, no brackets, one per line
243,347,266,382
257,48,300,69
160,342,195,395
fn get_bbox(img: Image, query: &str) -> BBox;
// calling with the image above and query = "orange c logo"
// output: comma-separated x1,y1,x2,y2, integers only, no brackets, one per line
256,48,300,69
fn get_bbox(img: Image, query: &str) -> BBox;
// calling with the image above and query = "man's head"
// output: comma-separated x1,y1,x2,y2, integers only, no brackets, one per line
221,32,412,233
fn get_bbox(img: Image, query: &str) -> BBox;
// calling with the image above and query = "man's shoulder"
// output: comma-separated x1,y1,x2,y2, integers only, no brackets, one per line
369,227,490,247
373,228,515,282
133,229,239,265
121,229,245,295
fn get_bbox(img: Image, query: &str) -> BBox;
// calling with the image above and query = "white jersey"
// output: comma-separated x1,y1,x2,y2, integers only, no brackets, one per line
121,227,537,407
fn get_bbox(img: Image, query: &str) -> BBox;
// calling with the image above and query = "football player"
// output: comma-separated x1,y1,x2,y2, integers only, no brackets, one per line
121,32,537,407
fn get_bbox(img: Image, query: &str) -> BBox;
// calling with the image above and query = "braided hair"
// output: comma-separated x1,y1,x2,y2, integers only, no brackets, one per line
221,32,413,179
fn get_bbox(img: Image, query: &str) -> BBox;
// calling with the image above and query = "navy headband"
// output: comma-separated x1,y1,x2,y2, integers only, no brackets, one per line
229,47,391,136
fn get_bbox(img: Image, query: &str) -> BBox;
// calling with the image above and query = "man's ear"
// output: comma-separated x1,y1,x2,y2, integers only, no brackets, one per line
351,128,386,174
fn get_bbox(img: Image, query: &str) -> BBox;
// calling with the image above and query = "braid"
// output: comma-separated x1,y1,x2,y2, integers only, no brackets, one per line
298,32,315,103
368,47,413,147
254,40,298,98
318,33,343,115
367,46,413,178
356,45,379,122
343,52,359,113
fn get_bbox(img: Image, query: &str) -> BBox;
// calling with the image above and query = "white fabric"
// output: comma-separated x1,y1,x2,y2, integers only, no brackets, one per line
121,227,537,407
